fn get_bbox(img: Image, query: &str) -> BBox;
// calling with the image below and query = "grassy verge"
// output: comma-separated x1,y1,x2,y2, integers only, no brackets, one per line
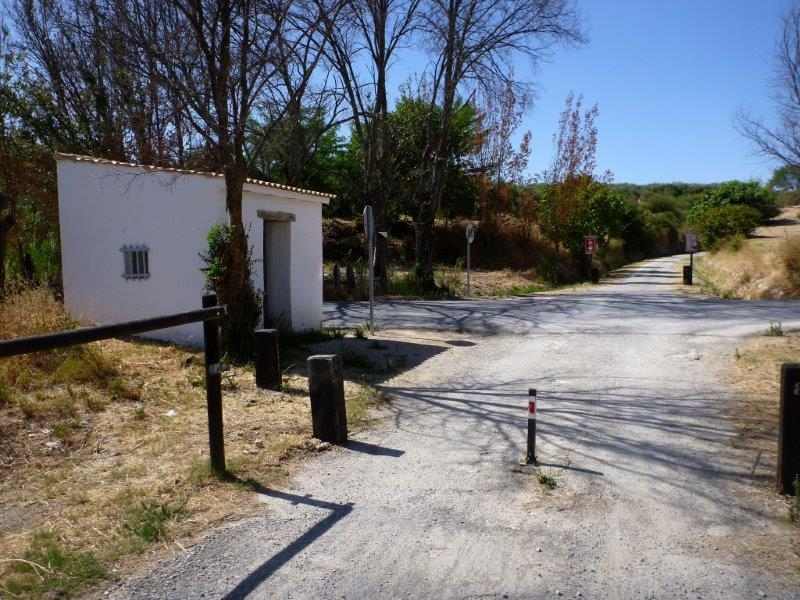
728,332,800,544
0,287,388,598
694,214,800,300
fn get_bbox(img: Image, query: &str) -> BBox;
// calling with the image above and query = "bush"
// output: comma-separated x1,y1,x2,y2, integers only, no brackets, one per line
200,224,262,361
687,204,761,249
692,181,779,221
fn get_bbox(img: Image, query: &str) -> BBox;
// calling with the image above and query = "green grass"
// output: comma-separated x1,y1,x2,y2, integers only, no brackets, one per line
122,498,188,544
766,321,784,337
536,468,559,490
2,530,106,598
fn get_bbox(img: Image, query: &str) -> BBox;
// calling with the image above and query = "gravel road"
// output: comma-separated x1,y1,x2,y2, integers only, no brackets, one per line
109,255,800,599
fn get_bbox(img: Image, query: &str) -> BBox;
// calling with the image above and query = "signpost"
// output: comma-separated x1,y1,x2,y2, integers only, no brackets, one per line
685,232,698,267
584,235,598,255
465,224,476,297
363,205,375,334
584,235,599,283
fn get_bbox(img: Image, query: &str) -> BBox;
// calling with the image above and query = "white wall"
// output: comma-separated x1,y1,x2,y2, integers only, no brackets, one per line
57,158,325,346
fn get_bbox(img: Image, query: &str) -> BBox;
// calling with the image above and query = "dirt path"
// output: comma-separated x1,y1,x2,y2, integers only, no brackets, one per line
109,256,800,599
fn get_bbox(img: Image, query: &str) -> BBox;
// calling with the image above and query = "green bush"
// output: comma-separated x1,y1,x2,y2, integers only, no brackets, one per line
200,224,262,362
692,181,779,221
687,204,761,249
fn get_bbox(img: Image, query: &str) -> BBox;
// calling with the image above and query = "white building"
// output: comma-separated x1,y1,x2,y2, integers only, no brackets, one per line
56,153,332,346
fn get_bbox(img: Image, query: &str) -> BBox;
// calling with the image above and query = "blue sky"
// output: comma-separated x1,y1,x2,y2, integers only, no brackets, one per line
393,0,794,184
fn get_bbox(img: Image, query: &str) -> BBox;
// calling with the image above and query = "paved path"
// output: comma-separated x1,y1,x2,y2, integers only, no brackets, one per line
112,255,800,599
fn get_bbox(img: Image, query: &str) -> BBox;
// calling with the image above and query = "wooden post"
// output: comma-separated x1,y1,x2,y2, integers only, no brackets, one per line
255,329,281,390
307,354,348,443
778,364,800,495
683,265,693,286
203,294,226,475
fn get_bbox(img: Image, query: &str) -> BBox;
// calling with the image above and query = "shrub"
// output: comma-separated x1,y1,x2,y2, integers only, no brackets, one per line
687,204,761,249
692,181,779,221
200,224,262,361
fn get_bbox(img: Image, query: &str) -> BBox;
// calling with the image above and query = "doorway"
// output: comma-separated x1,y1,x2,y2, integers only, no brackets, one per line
259,211,294,330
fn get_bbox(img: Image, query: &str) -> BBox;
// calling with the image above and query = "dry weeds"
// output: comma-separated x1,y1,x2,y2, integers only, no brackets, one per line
0,288,385,598
696,207,800,299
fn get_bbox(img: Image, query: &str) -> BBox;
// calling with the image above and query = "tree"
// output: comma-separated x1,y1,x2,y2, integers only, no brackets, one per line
320,0,421,289
692,181,778,221
538,92,611,254
388,93,479,218
121,0,328,358
738,4,800,169
411,0,582,288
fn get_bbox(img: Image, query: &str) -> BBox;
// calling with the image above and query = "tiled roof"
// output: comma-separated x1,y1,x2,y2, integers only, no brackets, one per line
55,152,335,200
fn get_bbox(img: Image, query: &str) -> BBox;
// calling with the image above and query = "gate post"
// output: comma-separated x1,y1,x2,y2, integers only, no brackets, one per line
778,364,800,495
203,294,226,475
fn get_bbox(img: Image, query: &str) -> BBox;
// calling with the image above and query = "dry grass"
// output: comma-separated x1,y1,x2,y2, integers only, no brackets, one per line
696,207,800,299
0,287,385,598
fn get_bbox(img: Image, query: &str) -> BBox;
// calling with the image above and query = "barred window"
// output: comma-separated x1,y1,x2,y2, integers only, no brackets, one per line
121,245,150,279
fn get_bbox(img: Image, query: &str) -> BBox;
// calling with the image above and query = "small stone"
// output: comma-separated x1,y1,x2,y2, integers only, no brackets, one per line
164,409,177,417
537,547,542,552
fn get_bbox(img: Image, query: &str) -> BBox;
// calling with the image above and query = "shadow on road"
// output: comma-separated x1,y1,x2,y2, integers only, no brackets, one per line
222,483,354,599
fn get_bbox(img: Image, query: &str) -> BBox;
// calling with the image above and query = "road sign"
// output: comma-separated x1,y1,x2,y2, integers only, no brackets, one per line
466,223,476,244
584,235,598,255
363,205,374,241
685,232,698,253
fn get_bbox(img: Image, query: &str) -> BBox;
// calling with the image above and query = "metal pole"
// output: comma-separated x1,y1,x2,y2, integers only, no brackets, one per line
364,205,375,334
526,388,537,465
369,237,374,334
466,239,471,298
203,293,226,475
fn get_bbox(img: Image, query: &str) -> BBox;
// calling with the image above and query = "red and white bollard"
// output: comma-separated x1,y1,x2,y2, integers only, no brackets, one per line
527,388,537,465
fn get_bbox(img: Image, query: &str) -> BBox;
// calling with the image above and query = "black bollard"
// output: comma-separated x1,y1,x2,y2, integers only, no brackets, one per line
308,354,348,443
254,329,281,390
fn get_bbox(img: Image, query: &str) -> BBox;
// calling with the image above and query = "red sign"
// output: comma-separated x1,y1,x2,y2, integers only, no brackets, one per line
584,235,598,255
528,400,536,417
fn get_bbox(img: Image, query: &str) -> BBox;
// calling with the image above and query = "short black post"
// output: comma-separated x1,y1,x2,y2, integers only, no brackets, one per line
346,264,356,291
590,267,600,284
333,264,341,290
683,265,693,286
254,328,281,390
778,364,800,495
307,354,348,443
203,293,226,475
527,388,537,465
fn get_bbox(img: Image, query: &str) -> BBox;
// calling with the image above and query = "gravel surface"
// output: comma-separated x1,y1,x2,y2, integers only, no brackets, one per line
108,255,800,599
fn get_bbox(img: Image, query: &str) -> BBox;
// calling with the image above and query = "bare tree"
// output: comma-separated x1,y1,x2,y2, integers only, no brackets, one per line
738,4,800,169
121,0,329,357
411,0,583,288
475,80,532,185
320,0,421,289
